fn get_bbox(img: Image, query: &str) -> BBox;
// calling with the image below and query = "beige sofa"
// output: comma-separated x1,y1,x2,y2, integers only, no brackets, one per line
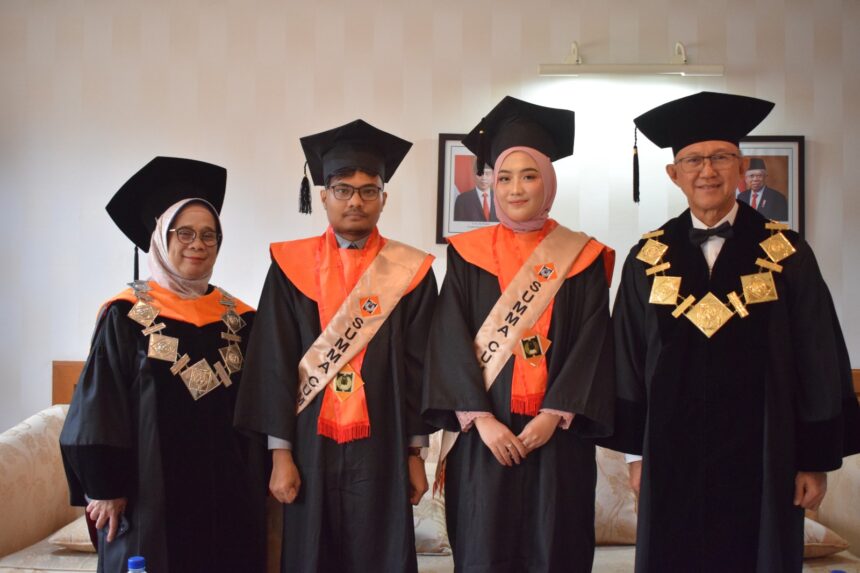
1,406,858,572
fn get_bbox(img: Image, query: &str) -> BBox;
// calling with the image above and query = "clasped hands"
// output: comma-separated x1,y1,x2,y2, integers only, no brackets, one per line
475,412,561,466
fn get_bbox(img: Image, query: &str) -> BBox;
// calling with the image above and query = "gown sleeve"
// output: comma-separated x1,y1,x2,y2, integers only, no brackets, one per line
422,246,496,432
59,303,138,504
539,253,615,439
234,262,306,444
784,238,860,470
401,270,439,437
599,246,651,455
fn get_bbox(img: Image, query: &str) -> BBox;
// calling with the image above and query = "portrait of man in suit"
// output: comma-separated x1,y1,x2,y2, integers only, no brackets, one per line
737,157,788,221
453,157,498,222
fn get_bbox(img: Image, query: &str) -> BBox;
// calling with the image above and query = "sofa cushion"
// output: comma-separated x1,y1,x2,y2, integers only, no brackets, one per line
803,517,849,558
0,537,97,571
595,447,637,545
0,405,82,558
414,462,451,556
47,516,94,553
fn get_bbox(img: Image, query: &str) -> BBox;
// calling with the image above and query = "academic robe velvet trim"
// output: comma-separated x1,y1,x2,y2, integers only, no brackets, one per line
448,220,615,286
103,281,254,327
269,228,435,303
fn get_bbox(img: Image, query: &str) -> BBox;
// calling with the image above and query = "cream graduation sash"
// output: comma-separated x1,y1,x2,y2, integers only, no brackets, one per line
296,239,428,414
438,226,591,463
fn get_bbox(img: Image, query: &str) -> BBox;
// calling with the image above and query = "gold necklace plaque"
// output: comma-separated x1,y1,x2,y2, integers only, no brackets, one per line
126,281,246,400
637,221,796,338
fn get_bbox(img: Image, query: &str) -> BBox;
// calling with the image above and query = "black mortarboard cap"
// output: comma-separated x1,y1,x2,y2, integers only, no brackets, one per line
106,156,226,252
300,119,413,186
461,96,575,169
634,91,774,156
747,157,767,170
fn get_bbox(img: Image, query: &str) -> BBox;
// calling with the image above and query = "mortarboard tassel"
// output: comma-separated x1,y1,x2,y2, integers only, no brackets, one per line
299,161,312,214
475,119,487,175
133,245,139,281
633,127,640,203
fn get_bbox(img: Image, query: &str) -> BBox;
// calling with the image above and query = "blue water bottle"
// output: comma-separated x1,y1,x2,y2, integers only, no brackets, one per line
127,556,146,573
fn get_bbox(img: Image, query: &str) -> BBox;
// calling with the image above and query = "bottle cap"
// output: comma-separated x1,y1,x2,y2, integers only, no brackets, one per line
128,556,146,570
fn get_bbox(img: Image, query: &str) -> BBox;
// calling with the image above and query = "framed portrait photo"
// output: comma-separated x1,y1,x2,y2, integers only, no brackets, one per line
436,133,498,244
738,136,805,237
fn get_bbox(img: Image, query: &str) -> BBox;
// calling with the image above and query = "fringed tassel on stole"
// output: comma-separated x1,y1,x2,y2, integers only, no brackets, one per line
432,459,447,497
299,161,312,214
633,127,640,203
317,418,371,444
510,393,544,417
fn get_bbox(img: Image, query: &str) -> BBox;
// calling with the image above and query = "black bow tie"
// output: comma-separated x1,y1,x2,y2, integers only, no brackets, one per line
689,221,734,246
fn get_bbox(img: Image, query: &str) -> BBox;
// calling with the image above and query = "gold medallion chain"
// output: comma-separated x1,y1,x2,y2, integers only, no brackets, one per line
637,222,796,338
126,281,246,400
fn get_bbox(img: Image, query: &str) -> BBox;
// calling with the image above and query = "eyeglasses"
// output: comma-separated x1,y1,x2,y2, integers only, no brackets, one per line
327,184,383,201
675,152,740,173
169,227,220,247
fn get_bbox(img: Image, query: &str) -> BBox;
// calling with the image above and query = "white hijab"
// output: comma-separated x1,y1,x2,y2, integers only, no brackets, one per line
147,198,220,299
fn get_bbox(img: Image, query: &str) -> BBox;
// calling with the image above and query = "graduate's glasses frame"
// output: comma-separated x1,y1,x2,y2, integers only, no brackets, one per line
674,152,740,173
327,184,383,201
168,227,221,247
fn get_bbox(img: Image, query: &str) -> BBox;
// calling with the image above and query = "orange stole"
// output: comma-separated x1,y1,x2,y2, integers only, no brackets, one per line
271,227,434,443
449,220,614,415
104,281,254,327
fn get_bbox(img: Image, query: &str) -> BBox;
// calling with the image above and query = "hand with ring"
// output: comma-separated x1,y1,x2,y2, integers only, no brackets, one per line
474,416,528,466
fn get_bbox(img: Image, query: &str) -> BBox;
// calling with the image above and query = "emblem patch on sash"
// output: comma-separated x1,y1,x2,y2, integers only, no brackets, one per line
521,335,543,358
534,263,557,282
333,363,365,402
515,330,553,367
360,296,381,317
335,371,354,392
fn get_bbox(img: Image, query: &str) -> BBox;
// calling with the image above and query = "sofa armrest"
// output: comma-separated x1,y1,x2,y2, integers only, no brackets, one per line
0,405,82,557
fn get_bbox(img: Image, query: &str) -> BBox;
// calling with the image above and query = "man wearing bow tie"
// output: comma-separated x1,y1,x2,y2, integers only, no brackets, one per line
605,92,859,573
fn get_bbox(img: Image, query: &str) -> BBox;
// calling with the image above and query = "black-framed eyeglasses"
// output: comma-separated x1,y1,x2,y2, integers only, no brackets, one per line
327,184,383,201
169,227,221,247
674,152,740,173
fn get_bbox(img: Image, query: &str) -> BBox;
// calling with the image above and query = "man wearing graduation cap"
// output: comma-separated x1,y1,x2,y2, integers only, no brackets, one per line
235,120,437,573
423,97,614,572
60,157,266,573
608,92,860,572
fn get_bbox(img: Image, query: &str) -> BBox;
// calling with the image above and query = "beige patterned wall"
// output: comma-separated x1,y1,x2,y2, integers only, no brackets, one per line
0,0,857,429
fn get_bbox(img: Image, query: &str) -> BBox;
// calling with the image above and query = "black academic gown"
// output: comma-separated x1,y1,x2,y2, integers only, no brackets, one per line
234,259,438,573
608,201,860,573
422,245,615,573
60,286,266,573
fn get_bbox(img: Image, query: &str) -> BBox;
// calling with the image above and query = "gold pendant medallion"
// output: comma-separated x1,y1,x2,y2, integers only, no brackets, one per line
180,359,219,400
741,271,778,304
148,333,179,362
649,276,682,305
219,343,244,374
685,293,734,338
221,310,246,333
128,301,159,327
636,239,669,266
760,232,796,263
